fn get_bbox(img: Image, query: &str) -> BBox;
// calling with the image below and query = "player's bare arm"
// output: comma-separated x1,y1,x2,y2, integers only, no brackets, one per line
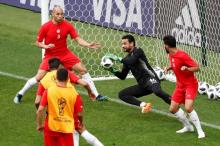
75,37,101,49
36,41,55,49
181,65,200,72
36,105,45,132
164,66,172,74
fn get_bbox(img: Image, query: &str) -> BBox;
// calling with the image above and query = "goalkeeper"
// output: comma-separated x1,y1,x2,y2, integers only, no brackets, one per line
104,35,171,113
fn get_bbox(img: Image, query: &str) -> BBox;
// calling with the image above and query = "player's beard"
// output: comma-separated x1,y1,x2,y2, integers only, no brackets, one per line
123,47,130,52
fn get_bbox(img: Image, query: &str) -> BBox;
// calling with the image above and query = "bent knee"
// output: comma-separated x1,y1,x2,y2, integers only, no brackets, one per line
185,106,193,113
169,106,179,114
78,68,88,75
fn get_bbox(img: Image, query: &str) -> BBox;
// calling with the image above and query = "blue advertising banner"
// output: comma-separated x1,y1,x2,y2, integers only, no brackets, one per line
0,0,154,36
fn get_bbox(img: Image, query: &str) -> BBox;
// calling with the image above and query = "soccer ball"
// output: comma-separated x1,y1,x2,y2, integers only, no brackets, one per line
100,56,113,69
215,83,220,100
215,83,220,91
198,82,209,95
153,67,165,80
164,73,176,82
207,85,217,100
215,89,220,100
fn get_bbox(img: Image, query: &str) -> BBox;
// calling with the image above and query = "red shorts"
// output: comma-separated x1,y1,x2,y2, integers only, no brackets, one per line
172,83,198,104
36,83,45,96
44,118,74,146
39,51,80,70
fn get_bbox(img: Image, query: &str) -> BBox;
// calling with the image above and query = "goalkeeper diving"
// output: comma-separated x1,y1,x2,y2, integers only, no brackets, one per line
102,34,171,113
102,35,196,137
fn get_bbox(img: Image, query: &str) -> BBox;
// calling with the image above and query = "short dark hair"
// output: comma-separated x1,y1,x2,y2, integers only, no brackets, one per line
56,68,68,82
122,34,136,46
48,58,61,70
163,35,176,48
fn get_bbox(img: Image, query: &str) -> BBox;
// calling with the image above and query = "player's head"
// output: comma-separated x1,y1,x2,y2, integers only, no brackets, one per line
52,5,64,23
163,35,176,54
48,57,63,70
56,68,69,82
121,34,136,53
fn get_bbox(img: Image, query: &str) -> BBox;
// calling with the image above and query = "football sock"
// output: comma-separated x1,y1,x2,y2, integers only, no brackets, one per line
18,77,37,95
81,130,104,146
174,108,191,127
188,110,203,132
82,73,99,97
140,102,147,107
74,131,80,146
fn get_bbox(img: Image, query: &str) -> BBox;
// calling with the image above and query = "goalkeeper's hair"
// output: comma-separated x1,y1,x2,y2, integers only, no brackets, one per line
48,57,61,70
122,34,136,47
57,68,68,82
163,35,176,48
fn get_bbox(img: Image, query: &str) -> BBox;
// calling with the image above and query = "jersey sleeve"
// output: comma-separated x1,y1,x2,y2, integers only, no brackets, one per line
114,65,130,80
74,94,83,113
68,71,79,84
40,90,48,107
68,23,79,39
182,53,198,67
37,24,47,42
36,83,46,96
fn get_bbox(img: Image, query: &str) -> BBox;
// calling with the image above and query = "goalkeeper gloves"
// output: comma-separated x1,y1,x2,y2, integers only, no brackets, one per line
105,53,122,62
103,67,118,74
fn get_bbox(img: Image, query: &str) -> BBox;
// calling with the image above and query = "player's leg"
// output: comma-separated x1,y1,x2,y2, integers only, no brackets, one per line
72,62,107,101
169,87,194,133
169,100,194,133
59,133,74,146
77,126,104,146
118,85,152,113
151,82,171,104
184,84,205,138
13,69,47,104
62,52,107,101
73,131,80,146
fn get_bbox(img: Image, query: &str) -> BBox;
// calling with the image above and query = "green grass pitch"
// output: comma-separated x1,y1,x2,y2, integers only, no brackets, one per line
0,4,220,146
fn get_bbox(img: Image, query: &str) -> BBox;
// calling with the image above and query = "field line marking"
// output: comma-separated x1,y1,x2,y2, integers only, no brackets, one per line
1,70,220,130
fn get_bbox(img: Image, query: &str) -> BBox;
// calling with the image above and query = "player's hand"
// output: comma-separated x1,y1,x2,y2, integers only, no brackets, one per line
105,53,122,62
181,66,188,71
164,67,170,74
88,42,101,49
103,66,117,74
45,43,55,49
36,125,44,132
88,91,96,101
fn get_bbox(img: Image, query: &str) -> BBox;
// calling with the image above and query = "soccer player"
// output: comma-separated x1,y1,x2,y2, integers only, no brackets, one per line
36,68,81,146
36,58,104,146
35,57,96,108
14,5,106,103
105,34,171,113
163,35,205,138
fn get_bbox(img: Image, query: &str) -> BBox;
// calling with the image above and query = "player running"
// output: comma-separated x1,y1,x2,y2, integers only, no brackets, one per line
14,5,106,104
163,35,205,139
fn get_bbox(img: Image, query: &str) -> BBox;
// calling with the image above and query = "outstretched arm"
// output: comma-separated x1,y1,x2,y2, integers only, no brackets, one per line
75,37,101,49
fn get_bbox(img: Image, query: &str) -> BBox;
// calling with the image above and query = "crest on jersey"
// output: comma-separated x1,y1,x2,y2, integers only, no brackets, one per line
56,29,60,33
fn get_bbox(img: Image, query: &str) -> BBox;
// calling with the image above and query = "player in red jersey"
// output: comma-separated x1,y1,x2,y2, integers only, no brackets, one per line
163,35,205,139
35,57,96,109
14,5,106,104
36,58,103,146
36,68,82,146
